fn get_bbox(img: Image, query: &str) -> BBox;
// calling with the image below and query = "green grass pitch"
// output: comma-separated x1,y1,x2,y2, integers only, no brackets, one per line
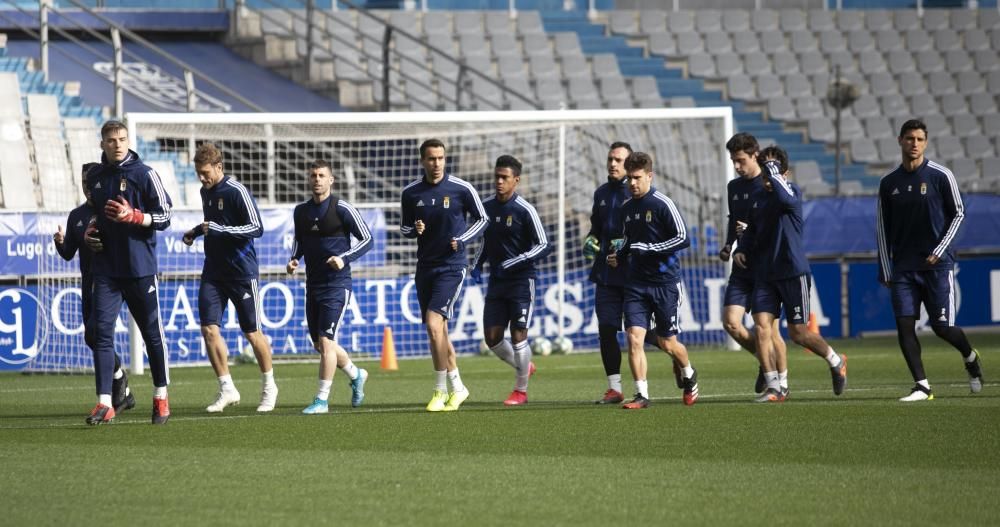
1,335,997,526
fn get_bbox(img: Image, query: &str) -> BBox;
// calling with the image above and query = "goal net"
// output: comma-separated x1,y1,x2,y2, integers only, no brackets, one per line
22,108,733,373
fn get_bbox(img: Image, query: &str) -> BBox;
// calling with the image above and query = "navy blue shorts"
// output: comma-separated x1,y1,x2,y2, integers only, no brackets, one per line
891,269,955,326
724,274,755,310
594,284,624,329
484,277,535,330
623,281,683,338
199,278,261,333
752,274,811,324
415,265,466,321
306,286,351,343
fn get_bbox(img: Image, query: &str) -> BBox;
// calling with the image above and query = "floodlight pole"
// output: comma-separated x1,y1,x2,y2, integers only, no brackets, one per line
833,66,842,195
40,0,50,83
111,27,123,119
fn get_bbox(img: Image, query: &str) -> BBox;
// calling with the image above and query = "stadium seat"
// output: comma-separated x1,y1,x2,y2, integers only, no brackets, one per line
675,31,704,55
933,29,961,52
964,136,995,158
939,93,969,115
875,29,904,52
808,117,835,143
638,11,667,35
943,49,973,73
795,96,825,119
866,10,892,31
852,95,881,118
608,11,639,38
809,9,835,32
979,9,1000,30
647,32,677,58
490,34,521,59
705,32,732,54
957,71,985,94
516,11,544,36
772,51,798,75
859,50,887,75
879,94,909,117
847,30,875,53
695,10,723,33
715,54,744,78
970,93,998,116
785,73,811,98
743,54,771,76
561,55,591,80
916,50,944,73
798,51,827,75
780,9,807,32
484,11,513,37
894,11,921,32
751,9,779,32
687,53,715,78
667,11,695,33
732,31,761,55
888,50,917,74
926,71,955,95
767,95,795,121
820,30,848,53
454,12,483,38
790,30,818,52
760,31,787,53
876,137,899,161
922,10,950,31
950,9,977,31
850,137,879,163
863,116,893,138
950,114,981,137
727,74,756,101
723,11,750,32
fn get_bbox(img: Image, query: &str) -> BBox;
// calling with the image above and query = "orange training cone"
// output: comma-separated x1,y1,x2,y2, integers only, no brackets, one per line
381,326,398,371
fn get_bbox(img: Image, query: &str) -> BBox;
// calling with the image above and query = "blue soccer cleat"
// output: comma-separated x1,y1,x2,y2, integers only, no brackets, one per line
350,368,368,408
302,398,329,415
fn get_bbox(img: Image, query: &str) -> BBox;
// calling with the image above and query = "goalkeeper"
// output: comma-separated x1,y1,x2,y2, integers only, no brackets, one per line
584,142,683,404
471,155,551,406
53,162,134,416
83,120,173,425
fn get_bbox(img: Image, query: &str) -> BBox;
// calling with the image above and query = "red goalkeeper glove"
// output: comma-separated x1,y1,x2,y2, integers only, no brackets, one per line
104,196,144,225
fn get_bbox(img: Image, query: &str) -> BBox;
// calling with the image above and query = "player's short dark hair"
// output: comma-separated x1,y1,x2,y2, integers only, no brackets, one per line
899,119,928,138
100,120,128,140
759,145,789,175
726,133,759,156
624,151,654,173
608,141,633,154
81,162,99,177
193,142,223,166
495,155,522,177
309,160,332,172
419,138,446,158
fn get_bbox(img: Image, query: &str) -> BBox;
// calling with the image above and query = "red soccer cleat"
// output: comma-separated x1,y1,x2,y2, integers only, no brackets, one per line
595,389,624,404
85,404,115,425
151,397,170,425
503,390,528,406
622,394,650,409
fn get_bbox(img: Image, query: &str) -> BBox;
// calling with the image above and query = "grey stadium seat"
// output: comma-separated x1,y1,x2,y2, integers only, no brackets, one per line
852,95,881,118
695,10,723,33
784,73,811,98
772,51,798,75
600,76,631,107
949,9,977,31
973,51,999,73
950,114,981,137
790,30,818,52
893,10,920,31
727,74,756,101
879,95,909,117
808,10,835,32
969,92,997,115
926,71,955,95
982,114,1000,136
757,74,783,98
732,31,761,55
943,50,973,74
760,31,787,53
979,9,1000,30
744,54,771,76
638,11,667,35
723,11,750,32
715,54,744,78
828,51,855,73
705,32,732,54
591,53,621,77
847,30,875,53
795,96,824,119
909,93,939,116
949,159,979,185
491,34,521,59
904,29,933,52
484,11,513,37
751,9,779,32
423,11,452,37
808,117,835,142
516,11,544,36
454,12,483,37
932,29,960,52
780,9,807,31
921,10,949,31
864,116,893,138
875,29,904,52
553,33,584,58
964,29,990,52
850,137,879,163
866,10,892,31
648,32,677,58
608,11,640,37
887,50,916,74
675,31,705,55
938,93,968,115
934,136,965,160
837,10,864,32
957,71,985,95
916,50,944,73
667,11,695,33
964,136,995,158
859,50,887,75
820,30,847,53
798,51,827,76
876,137,899,161
768,95,795,121
561,56,591,80
869,72,898,97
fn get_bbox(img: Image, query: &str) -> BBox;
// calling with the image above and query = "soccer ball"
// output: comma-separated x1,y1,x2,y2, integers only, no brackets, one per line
236,345,257,365
479,340,492,356
551,336,574,355
531,337,552,356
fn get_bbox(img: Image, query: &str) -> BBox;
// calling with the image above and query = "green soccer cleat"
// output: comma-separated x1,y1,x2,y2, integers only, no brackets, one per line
426,390,449,412
442,388,470,412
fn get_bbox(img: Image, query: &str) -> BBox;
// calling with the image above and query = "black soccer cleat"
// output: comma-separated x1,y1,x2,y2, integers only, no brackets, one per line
683,368,699,406
86,404,115,425
114,392,136,414
965,350,983,394
112,369,135,413
754,366,766,396
622,393,650,409
830,354,848,396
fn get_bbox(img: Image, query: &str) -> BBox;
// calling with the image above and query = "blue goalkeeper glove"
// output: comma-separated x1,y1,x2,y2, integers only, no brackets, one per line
582,235,600,261
471,267,483,284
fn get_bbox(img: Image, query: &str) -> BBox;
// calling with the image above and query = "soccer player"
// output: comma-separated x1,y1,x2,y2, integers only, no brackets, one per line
84,120,172,425
181,143,277,413
720,133,788,395
876,119,983,402
733,146,847,403
400,138,487,412
583,142,684,404
53,162,134,415
287,160,373,414
606,152,699,408
471,155,550,406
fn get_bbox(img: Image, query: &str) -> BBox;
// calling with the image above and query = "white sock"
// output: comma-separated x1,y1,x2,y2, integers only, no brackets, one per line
435,370,448,392
98,394,113,407
153,386,168,399
608,373,622,393
965,351,978,363
261,370,275,385
218,374,234,390
513,340,531,391
917,379,931,390
317,379,333,401
635,379,649,399
448,369,466,393
765,371,780,391
778,370,788,389
825,349,842,368
341,361,359,380
125,386,131,396
490,340,517,369
113,368,124,380
682,365,694,379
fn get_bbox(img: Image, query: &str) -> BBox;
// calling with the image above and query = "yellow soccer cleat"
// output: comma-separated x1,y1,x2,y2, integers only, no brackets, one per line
442,388,470,412
426,390,449,412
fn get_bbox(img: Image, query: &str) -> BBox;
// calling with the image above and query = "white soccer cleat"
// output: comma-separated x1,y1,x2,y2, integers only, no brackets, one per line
206,388,241,413
899,385,933,402
257,382,278,412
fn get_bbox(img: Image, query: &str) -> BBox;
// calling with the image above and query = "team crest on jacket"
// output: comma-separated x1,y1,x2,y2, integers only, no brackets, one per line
920,182,927,195
119,179,127,192
218,199,224,210
506,215,512,226
645,210,652,222
443,196,450,208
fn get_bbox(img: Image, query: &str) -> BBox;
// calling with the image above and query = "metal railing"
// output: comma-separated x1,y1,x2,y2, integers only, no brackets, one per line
238,0,540,112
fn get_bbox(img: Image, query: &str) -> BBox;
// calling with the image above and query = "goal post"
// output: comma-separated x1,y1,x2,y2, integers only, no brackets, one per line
24,108,734,374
